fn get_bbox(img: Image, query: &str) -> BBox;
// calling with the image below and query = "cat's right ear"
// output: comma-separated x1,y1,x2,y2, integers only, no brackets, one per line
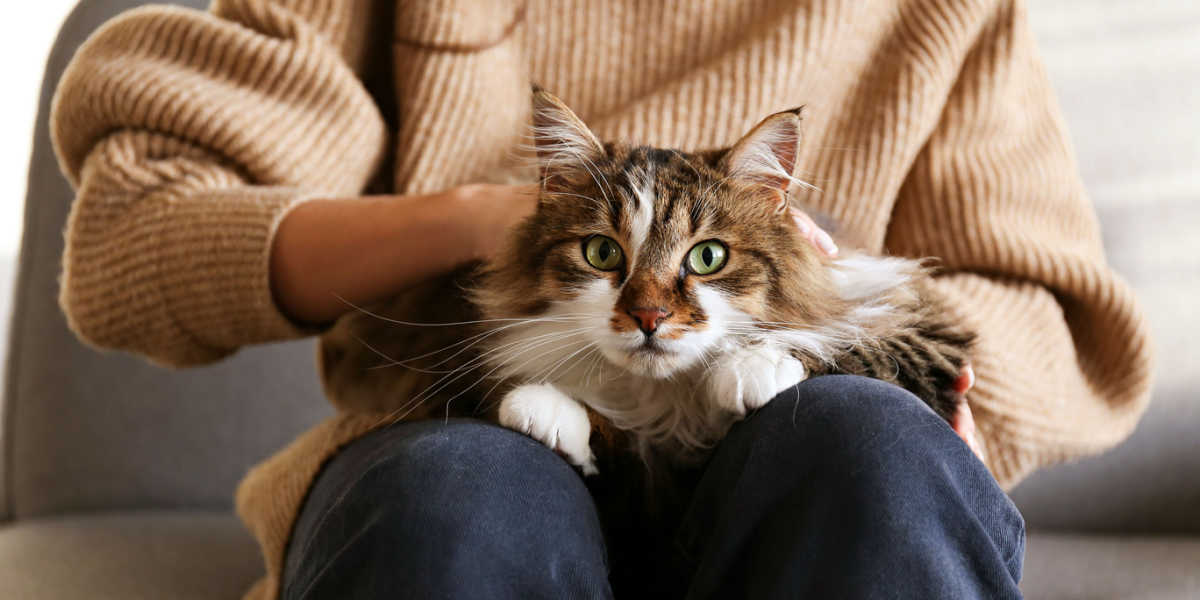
531,87,605,189
721,107,806,213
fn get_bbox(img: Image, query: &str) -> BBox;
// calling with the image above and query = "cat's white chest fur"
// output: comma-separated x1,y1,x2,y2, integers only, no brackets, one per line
497,343,807,473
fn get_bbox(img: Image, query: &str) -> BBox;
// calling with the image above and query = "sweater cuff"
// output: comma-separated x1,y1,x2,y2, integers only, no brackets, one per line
155,186,325,361
60,184,324,367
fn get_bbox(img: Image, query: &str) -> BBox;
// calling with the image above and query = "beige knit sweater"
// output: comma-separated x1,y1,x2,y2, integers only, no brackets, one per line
50,1,1153,598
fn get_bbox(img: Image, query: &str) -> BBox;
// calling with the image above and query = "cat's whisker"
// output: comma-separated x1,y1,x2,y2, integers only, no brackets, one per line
389,327,522,372
581,346,606,387
369,315,598,372
403,328,595,405
460,327,597,375
524,348,584,388
382,331,577,420
460,324,602,381
473,334,600,414
366,323,586,374
531,339,598,385
335,293,593,328
348,334,451,374
492,330,601,382
378,329,597,427
580,348,598,387
355,324,552,374
442,335,597,421
475,330,602,402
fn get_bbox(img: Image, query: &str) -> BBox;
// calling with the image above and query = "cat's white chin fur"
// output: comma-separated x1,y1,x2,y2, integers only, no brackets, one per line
610,347,691,379
707,344,808,416
499,383,598,475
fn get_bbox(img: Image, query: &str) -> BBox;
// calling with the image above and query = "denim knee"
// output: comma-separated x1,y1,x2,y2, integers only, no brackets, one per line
742,376,1022,565
733,375,960,492
361,419,585,494
682,376,1025,599
283,420,612,600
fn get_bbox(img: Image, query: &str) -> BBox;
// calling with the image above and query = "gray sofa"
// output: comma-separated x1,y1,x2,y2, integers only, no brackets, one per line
1,1,1196,598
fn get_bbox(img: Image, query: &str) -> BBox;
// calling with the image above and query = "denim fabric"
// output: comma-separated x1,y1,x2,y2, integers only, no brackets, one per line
281,375,1024,599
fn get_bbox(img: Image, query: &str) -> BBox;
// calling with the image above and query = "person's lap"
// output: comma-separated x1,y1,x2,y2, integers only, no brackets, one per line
281,375,1024,600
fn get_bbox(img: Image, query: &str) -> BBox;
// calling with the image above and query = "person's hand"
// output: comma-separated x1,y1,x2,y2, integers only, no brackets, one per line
455,183,539,261
788,206,839,257
270,183,539,325
950,364,986,462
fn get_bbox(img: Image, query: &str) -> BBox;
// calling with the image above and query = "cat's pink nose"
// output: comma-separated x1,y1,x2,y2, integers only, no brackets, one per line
628,307,671,335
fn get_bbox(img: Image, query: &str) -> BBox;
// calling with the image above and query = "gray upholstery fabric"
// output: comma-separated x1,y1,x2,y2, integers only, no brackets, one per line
1010,400,1200,534
1008,1,1200,533
1021,531,1200,599
0,0,331,520
0,511,262,599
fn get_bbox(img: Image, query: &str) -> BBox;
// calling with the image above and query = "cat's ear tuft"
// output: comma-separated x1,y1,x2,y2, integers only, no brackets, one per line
530,87,605,188
721,107,806,211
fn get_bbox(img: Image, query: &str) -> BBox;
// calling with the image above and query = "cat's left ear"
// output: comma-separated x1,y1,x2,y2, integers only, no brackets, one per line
721,106,805,212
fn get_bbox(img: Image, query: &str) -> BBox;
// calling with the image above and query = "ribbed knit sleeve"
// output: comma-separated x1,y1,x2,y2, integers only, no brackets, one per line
50,1,389,367
885,0,1154,488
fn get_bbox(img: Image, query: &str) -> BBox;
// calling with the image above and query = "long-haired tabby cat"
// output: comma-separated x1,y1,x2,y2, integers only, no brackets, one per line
322,88,975,479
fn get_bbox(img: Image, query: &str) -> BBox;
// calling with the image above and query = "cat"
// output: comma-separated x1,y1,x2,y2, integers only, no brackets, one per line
320,88,976,476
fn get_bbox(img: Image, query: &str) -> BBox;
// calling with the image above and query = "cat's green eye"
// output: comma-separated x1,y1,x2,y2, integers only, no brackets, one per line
583,235,624,271
686,240,728,275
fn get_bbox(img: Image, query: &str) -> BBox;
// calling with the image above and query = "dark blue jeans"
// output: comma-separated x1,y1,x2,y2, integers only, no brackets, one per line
281,375,1024,599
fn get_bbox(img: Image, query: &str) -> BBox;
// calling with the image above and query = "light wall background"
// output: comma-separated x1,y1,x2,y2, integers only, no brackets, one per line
1,2,79,343
2,3,77,255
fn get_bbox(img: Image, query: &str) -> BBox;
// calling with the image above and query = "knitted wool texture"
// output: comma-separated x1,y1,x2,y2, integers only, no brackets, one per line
50,1,1153,598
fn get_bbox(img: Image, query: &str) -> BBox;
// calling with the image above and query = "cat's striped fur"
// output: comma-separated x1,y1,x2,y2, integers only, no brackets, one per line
321,88,975,473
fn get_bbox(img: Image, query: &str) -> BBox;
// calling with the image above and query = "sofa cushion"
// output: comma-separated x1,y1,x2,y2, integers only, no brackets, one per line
0,511,261,599
1021,531,1200,599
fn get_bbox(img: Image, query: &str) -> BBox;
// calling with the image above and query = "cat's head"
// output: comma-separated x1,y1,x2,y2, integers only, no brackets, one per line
474,89,842,380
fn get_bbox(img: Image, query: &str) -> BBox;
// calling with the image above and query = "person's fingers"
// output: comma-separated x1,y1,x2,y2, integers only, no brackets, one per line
814,230,838,256
952,399,986,462
966,425,986,464
952,400,974,438
789,207,812,235
953,363,975,395
788,207,838,257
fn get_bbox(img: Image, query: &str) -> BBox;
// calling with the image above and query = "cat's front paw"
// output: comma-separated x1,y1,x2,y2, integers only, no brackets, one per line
708,345,808,416
499,383,598,475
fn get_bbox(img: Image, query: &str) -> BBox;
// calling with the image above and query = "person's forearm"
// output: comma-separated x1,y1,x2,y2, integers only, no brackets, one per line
270,188,495,325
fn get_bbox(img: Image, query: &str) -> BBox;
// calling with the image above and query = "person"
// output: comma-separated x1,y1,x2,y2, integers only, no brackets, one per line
48,1,1152,598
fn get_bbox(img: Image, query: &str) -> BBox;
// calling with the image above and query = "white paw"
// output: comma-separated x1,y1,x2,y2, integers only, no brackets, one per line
499,383,598,475
708,345,808,416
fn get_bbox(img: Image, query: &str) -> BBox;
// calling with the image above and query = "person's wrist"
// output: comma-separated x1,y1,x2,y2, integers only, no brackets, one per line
451,183,538,262
269,199,324,324
443,184,490,262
